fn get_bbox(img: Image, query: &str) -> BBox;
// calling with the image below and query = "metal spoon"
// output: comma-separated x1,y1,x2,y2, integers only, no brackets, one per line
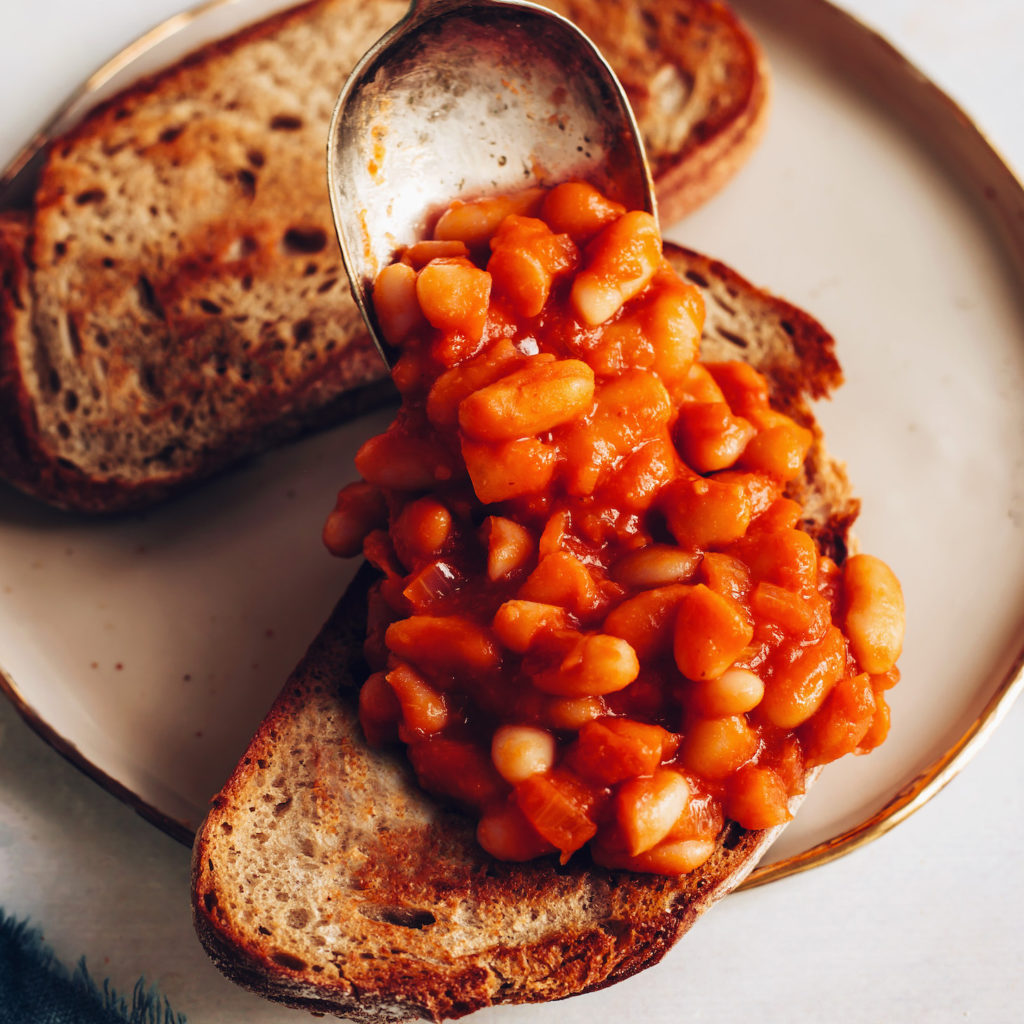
327,0,655,364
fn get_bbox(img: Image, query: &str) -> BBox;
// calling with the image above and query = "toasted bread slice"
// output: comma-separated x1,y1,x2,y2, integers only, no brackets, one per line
191,244,856,1022
0,0,769,513
546,0,770,225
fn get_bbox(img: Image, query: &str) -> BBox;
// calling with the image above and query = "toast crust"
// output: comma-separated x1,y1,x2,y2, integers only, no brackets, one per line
1,0,770,514
192,244,856,1021
0,0,406,513
192,564,789,1023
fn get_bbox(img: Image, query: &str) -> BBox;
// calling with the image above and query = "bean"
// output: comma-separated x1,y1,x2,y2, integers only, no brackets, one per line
477,799,555,861
487,215,578,317
611,545,702,590
706,360,770,417
592,370,673,444
390,348,435,398
740,419,813,481
433,187,545,246
674,402,756,473
858,688,891,753
372,262,423,346
540,181,625,243
425,338,527,429
680,715,758,780
407,737,507,811
584,267,702,386
842,554,905,674
603,584,691,662
750,580,825,636
357,670,401,747
759,625,847,728
361,529,404,581
322,481,386,558
615,768,691,855
672,362,726,405
716,470,782,521
492,600,570,653
558,371,670,497
386,615,500,675
386,662,448,737
542,695,607,730
604,437,679,511
757,497,804,533
518,552,603,618
462,436,557,503
392,497,452,564
570,211,661,325
691,667,765,717
739,527,818,592
401,238,469,268
662,474,753,551
602,836,715,874
533,633,640,697
699,552,753,603
537,510,572,559
802,671,876,767
355,429,459,491
673,584,753,681
491,724,557,783
481,516,535,580
458,358,595,441
415,257,491,342
644,278,704,385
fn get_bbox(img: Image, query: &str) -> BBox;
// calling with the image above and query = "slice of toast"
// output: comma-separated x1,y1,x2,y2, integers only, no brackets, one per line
0,0,769,513
545,0,770,225
191,243,857,1022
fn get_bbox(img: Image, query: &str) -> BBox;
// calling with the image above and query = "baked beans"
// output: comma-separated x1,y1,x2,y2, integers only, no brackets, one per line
327,183,904,875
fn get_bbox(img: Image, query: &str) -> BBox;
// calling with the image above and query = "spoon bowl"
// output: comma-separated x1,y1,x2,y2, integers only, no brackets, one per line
327,0,655,363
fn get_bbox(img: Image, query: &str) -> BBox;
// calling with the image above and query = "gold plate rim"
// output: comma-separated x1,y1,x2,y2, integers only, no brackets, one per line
2,0,1023,887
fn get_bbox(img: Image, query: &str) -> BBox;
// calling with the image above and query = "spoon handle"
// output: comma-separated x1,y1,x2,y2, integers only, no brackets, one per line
405,0,557,29
408,0,513,16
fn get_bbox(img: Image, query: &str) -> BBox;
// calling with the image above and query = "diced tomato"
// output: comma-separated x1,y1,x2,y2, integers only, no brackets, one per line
725,765,792,830
860,671,897,754
386,663,449,739
705,360,770,418
358,671,401,747
565,717,676,785
800,672,876,766
407,737,508,811
514,769,601,861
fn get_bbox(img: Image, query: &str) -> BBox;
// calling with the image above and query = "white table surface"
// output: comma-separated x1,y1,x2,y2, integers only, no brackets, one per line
1,1,1023,1022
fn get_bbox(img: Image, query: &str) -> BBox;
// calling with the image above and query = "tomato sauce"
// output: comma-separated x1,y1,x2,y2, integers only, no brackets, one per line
323,182,905,874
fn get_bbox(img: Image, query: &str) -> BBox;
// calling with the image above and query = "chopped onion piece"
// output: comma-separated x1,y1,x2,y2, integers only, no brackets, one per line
403,560,464,610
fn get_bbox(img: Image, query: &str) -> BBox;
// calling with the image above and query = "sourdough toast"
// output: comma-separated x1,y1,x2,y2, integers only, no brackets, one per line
546,0,770,225
0,0,769,513
191,243,857,1022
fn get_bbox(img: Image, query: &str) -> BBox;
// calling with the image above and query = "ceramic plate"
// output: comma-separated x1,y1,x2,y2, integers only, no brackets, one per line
1,0,1022,884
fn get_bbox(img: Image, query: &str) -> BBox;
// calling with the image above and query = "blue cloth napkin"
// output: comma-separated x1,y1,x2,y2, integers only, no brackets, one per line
0,911,186,1024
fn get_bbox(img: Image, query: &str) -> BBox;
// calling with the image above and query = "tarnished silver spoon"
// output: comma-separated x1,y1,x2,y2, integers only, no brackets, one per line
327,0,655,364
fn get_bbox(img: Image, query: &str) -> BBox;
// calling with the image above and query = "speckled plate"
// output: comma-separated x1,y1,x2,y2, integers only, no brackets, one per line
1,0,1022,887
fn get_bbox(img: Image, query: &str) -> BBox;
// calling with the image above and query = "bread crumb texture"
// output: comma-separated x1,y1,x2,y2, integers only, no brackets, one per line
1,0,409,510
192,563,783,1022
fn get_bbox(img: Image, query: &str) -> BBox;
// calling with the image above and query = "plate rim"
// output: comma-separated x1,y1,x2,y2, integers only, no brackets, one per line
1,0,1022,887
